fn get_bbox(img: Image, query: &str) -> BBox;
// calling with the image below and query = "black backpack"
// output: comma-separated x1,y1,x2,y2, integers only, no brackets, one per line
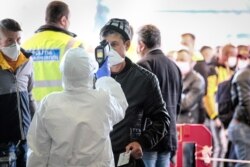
216,75,235,129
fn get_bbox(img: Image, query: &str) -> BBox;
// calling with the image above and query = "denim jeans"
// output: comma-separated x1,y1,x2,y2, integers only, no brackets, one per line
183,143,195,167
142,151,170,167
210,120,228,167
0,140,27,167
228,120,250,167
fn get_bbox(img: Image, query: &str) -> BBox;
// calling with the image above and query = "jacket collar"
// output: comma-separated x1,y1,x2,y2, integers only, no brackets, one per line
35,24,77,37
183,70,194,81
145,48,162,57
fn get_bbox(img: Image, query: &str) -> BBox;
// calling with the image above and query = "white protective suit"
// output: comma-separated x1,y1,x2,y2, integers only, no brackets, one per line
27,48,128,167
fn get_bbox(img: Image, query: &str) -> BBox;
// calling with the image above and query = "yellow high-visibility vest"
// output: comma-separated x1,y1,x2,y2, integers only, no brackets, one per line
22,30,82,101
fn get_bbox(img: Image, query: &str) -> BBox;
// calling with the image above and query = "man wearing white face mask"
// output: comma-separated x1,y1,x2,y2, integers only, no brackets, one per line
228,45,250,167
236,45,250,70
206,44,237,167
175,49,205,167
1,42,20,61
100,18,170,167
0,18,35,167
175,49,205,124
107,47,125,66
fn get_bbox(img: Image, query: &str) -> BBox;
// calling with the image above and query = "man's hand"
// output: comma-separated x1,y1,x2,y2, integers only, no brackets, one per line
95,56,110,79
125,141,143,159
214,117,222,128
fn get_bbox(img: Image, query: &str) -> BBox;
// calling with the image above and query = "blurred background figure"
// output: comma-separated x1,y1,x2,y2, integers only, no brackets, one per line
204,44,238,167
94,0,109,32
228,46,250,167
22,1,83,107
175,49,205,167
200,45,216,65
136,24,182,167
181,33,208,101
237,45,250,70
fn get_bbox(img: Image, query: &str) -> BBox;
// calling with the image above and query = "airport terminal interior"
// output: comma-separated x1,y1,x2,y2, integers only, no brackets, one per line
0,0,250,167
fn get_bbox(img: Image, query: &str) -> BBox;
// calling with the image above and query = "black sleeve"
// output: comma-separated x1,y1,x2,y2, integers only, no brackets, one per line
194,61,208,94
176,67,183,118
234,73,250,120
136,74,170,149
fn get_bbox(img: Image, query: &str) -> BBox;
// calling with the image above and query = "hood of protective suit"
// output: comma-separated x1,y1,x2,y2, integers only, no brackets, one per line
60,48,98,90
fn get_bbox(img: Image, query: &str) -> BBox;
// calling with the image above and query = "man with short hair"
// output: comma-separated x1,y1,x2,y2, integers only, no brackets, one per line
175,49,205,167
181,33,208,96
100,18,170,167
22,1,83,104
136,24,182,167
228,46,250,167
205,44,238,167
0,18,35,167
200,45,215,64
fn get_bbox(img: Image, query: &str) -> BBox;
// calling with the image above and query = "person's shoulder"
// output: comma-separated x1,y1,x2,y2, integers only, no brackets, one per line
207,64,217,76
133,62,154,76
234,67,250,82
131,63,158,83
42,91,64,104
192,70,205,83
37,91,62,113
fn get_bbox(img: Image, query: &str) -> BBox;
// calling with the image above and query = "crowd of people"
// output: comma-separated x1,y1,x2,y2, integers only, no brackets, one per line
0,1,250,167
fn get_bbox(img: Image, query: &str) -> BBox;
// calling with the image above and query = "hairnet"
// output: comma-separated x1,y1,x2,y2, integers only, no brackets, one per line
60,48,98,90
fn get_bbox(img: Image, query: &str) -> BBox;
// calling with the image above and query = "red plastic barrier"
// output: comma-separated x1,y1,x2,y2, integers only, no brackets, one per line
171,124,212,167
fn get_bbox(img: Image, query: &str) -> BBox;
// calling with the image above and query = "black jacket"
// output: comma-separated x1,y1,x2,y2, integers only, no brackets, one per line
231,65,250,126
137,49,182,152
194,60,208,95
110,57,170,155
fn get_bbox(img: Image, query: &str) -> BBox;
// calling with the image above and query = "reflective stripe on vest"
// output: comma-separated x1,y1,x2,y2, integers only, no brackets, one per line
22,31,82,101
35,80,61,87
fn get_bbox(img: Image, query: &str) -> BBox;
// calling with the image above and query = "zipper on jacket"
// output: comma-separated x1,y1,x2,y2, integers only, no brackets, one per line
12,73,25,140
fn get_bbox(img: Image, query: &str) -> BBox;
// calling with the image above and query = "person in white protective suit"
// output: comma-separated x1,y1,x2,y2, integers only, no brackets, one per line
26,47,128,167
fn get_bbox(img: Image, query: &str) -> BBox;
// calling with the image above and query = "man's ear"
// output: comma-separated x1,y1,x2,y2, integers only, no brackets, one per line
138,40,146,52
60,16,68,28
125,40,131,51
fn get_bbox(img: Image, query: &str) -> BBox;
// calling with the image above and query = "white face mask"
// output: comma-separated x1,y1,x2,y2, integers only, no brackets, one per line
176,61,191,75
227,56,237,68
237,59,249,69
1,43,20,61
108,48,124,66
